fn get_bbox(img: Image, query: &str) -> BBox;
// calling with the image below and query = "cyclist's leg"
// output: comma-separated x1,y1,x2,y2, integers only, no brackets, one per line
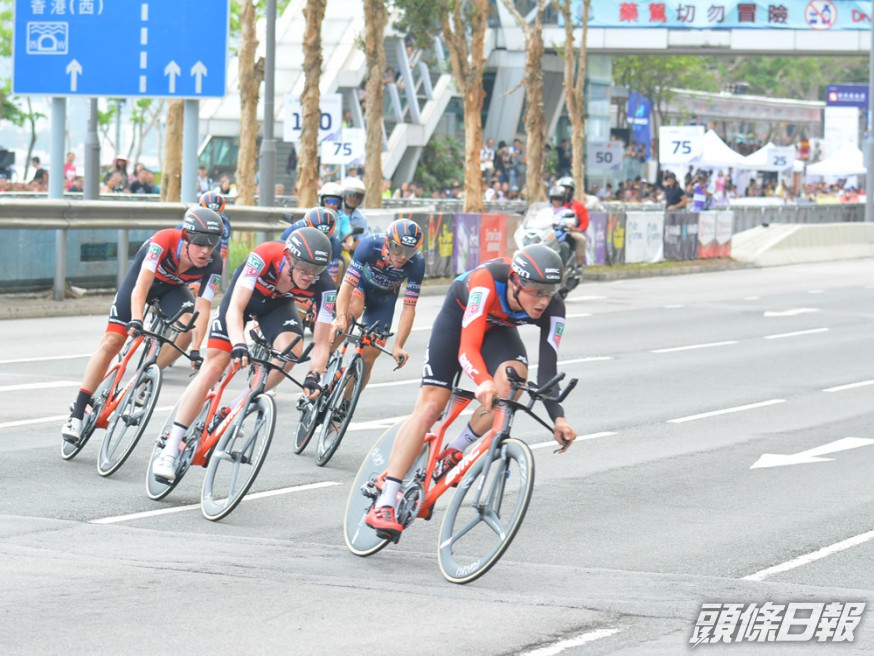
155,284,197,368
357,289,395,391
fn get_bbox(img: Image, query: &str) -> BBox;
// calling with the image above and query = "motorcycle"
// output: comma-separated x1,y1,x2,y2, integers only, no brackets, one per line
513,203,582,299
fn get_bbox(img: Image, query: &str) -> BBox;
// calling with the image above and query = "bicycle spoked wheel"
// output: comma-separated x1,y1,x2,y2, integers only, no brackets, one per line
315,357,365,467
293,395,323,454
437,438,535,584
97,364,162,477
145,401,203,501
61,374,114,460
201,394,276,521
343,421,428,557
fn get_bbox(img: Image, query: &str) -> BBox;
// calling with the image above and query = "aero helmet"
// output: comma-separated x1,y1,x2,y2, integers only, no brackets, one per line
181,206,223,248
284,226,331,276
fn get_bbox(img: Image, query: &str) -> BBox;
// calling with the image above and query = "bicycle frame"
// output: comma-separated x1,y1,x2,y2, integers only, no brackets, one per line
93,333,151,430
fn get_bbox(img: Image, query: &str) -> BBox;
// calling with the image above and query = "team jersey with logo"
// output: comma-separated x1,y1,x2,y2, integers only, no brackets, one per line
450,258,566,387
141,228,223,300
235,241,336,323
344,234,424,305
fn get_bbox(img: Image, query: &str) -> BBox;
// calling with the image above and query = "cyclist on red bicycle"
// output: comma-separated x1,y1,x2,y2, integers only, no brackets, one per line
151,227,336,481
329,219,424,432
62,207,225,444
365,244,578,538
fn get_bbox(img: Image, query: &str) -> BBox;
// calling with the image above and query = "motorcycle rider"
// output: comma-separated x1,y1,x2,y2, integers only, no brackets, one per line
554,177,588,271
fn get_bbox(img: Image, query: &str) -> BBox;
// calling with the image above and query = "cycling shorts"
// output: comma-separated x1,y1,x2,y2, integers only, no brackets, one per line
421,309,528,389
107,279,195,336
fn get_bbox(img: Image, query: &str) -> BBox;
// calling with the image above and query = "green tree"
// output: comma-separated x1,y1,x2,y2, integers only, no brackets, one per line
722,56,868,100
414,135,464,193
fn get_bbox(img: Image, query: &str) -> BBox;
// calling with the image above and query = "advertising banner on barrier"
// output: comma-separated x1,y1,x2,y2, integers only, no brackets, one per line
698,212,717,258
397,212,455,278
587,212,608,265
625,211,665,264
663,212,699,261
454,213,481,274
715,211,734,258
606,212,626,265
480,213,507,262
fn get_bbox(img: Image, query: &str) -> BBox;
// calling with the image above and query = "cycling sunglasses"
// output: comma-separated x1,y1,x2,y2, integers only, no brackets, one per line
289,254,327,276
518,280,558,299
388,241,418,260
188,231,221,248
322,196,342,208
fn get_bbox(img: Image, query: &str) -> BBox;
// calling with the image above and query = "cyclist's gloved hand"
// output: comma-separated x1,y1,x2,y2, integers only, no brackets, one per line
230,343,250,364
189,349,203,370
126,319,144,338
303,370,321,399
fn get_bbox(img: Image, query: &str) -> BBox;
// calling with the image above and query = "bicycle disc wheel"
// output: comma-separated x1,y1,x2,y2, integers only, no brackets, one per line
61,374,114,460
145,401,203,501
97,364,162,477
343,421,429,557
315,356,365,467
201,394,276,521
437,438,534,584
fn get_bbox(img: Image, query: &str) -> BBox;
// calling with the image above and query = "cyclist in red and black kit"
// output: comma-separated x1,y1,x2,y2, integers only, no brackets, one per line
62,207,225,444
365,244,578,538
151,227,337,481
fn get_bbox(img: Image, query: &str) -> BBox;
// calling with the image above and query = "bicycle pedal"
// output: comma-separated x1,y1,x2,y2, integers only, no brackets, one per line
374,528,401,543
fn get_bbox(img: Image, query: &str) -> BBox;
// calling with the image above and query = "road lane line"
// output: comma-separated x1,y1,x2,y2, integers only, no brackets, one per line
668,399,785,424
0,353,90,365
764,327,829,340
651,340,737,354
823,380,874,393
0,405,175,430
530,431,616,450
0,381,80,392
743,529,874,581
367,379,420,389
557,356,613,365
90,481,341,524
763,308,820,317
520,628,622,655
566,312,592,318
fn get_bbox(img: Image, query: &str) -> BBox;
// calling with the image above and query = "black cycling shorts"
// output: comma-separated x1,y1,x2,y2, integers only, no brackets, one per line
108,277,195,335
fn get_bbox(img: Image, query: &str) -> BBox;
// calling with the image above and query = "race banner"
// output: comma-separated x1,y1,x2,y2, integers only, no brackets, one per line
605,212,626,265
454,213,481,274
587,212,608,265
714,211,734,258
480,213,507,262
397,212,454,278
698,212,718,258
625,211,665,264
663,211,699,261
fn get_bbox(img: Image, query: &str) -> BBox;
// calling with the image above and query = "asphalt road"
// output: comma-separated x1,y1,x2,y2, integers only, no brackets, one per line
1,259,873,655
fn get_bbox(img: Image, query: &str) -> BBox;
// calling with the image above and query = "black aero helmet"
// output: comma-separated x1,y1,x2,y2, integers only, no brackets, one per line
181,206,223,248
511,244,563,297
302,206,337,237
284,226,331,276
199,191,226,214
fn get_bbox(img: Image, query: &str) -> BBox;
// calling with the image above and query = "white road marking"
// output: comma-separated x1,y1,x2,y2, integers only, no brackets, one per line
664,304,685,309
0,353,89,364
530,431,616,450
651,340,737,354
744,529,874,582
668,399,785,424
823,380,874,393
557,356,613,365
572,295,606,301
744,296,761,300
566,312,592,318
0,381,80,393
90,481,340,524
763,308,820,317
367,379,420,389
751,437,874,469
764,327,829,340
0,405,174,430
519,628,622,655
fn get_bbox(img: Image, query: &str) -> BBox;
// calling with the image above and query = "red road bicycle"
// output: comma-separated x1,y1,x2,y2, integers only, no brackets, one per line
146,328,313,521
61,301,198,478
344,367,576,584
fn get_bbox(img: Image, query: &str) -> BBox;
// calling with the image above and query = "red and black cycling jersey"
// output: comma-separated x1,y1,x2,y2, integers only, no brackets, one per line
235,240,336,320
142,229,223,299
449,258,566,389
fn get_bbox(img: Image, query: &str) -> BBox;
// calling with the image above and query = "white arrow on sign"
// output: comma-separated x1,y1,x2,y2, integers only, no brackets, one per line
191,61,207,94
751,437,874,469
164,60,181,93
65,59,82,92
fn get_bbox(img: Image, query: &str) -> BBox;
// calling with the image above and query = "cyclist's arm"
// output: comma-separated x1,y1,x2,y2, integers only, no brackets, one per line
190,295,212,351
309,318,332,375
536,303,567,422
129,267,155,325
457,271,496,387
226,283,254,346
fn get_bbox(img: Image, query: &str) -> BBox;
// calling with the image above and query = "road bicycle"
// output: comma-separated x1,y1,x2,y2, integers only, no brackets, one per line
344,367,576,584
294,319,395,467
146,328,313,522
61,301,198,478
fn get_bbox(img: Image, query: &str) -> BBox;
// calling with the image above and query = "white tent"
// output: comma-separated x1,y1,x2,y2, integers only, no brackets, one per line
805,143,866,177
694,130,749,169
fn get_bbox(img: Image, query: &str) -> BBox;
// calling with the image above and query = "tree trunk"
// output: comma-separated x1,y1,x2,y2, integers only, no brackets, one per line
362,0,387,208
298,0,327,208
560,0,589,195
441,0,487,213
161,100,184,202
235,0,264,208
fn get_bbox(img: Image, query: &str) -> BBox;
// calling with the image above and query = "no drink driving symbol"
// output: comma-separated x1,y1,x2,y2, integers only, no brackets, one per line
806,0,837,29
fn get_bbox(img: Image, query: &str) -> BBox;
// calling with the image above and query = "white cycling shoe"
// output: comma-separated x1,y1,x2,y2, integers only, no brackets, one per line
153,452,178,482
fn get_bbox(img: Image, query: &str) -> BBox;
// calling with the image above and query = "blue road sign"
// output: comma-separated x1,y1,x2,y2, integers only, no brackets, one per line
13,0,228,98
